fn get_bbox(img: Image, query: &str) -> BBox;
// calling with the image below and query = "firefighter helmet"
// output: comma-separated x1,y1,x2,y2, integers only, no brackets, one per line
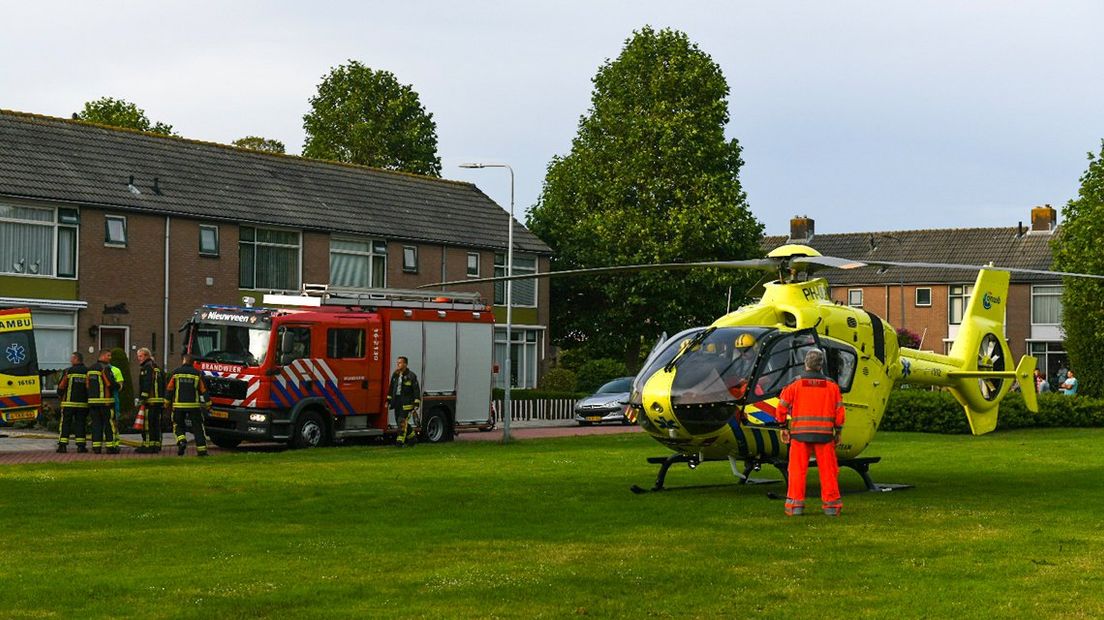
734,333,757,349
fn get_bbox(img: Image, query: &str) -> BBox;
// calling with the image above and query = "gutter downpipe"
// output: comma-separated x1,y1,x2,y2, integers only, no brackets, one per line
163,217,170,367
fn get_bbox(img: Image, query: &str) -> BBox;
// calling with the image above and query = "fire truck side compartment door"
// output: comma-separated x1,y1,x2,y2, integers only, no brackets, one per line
424,322,458,393
456,322,493,424
388,320,424,427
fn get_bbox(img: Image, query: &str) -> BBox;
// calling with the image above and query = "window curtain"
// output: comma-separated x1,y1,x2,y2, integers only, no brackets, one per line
0,221,53,275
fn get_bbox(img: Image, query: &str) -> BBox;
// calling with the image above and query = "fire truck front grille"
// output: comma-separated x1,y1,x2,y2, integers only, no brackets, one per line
206,376,248,399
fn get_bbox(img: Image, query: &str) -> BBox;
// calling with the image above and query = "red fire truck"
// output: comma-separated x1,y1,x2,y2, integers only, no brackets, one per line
183,288,496,448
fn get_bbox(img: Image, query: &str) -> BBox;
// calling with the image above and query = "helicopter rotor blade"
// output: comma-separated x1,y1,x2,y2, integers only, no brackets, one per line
418,258,778,289
818,257,1104,281
789,256,869,271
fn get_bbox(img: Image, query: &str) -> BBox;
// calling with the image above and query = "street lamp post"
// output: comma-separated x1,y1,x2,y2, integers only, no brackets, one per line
460,162,515,443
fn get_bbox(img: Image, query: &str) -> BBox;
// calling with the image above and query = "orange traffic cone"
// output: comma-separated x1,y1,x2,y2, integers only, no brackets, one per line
133,406,146,431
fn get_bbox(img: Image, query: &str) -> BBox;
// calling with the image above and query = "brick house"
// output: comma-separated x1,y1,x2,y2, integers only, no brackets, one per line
763,208,1067,383
0,110,552,390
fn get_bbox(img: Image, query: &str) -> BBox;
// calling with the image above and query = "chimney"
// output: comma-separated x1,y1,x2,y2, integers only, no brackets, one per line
1030,205,1057,234
789,215,814,242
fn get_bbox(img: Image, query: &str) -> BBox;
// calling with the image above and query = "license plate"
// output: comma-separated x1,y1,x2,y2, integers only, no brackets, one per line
586,416,602,422
210,410,229,419
5,409,36,421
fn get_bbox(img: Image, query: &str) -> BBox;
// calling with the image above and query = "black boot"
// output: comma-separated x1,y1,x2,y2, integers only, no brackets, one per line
107,446,120,455
92,447,102,454
177,441,187,456
56,443,67,453
76,444,88,453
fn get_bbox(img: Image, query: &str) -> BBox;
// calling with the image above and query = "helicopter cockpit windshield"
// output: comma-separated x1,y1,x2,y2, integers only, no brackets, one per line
632,327,773,407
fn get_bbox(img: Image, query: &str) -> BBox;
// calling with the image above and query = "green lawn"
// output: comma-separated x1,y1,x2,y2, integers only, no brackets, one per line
2,429,1104,619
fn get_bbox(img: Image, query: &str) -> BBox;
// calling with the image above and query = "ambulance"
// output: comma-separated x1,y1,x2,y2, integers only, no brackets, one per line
0,307,41,424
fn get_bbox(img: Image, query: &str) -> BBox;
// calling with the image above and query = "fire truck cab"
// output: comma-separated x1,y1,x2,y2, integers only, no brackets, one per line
183,288,495,448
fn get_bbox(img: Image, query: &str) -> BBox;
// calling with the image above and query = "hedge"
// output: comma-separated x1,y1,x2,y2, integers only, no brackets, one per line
880,390,1104,434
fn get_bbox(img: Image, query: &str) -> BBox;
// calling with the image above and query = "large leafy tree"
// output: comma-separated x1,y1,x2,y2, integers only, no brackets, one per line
233,136,286,154
528,26,763,366
74,97,176,136
1051,141,1104,396
302,61,440,176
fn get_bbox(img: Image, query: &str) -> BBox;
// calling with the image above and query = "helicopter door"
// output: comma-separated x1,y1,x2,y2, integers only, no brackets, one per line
748,329,822,400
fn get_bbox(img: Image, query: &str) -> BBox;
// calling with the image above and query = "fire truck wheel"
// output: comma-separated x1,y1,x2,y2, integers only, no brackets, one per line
292,410,329,449
422,408,453,443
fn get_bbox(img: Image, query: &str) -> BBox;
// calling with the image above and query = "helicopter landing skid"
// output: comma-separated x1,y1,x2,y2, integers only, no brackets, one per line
842,457,913,493
630,454,781,494
765,456,913,499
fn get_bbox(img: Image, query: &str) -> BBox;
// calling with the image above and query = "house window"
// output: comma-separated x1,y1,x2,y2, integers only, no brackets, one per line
1031,285,1063,325
26,310,78,383
467,252,480,277
1028,341,1068,389
330,238,387,288
239,226,301,291
0,203,78,278
847,289,863,307
327,328,365,359
915,287,932,307
948,285,973,325
494,254,537,307
402,246,418,273
494,328,541,389
199,225,220,256
105,215,127,246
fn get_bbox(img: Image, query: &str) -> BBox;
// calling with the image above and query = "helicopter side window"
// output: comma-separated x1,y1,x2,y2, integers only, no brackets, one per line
823,345,858,392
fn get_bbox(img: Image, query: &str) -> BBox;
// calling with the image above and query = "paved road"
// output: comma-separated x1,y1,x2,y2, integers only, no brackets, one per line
0,421,642,465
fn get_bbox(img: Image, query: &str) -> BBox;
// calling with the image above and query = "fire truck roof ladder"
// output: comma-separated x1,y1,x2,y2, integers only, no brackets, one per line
264,285,486,311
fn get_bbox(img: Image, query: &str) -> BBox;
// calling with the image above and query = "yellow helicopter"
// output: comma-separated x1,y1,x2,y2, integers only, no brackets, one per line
427,243,1103,493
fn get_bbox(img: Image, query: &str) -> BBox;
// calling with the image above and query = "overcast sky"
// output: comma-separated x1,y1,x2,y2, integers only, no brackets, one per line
3,1,1101,237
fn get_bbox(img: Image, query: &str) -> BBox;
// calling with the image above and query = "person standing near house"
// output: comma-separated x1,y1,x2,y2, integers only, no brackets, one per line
86,349,119,454
135,347,166,453
108,358,125,453
1060,370,1078,396
1035,369,1051,393
387,356,421,447
774,349,846,517
166,353,211,457
56,352,89,453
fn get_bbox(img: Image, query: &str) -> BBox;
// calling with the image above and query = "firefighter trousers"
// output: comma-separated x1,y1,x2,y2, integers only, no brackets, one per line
58,407,88,446
396,409,418,445
90,405,117,451
143,404,164,449
786,439,842,511
173,408,208,453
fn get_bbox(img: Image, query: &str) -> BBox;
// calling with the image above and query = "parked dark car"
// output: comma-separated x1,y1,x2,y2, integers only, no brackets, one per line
574,377,634,426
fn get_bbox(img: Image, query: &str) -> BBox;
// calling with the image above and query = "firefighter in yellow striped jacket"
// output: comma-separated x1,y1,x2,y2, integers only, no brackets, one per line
166,353,210,457
136,347,166,453
87,349,120,454
56,352,89,453
387,356,421,447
